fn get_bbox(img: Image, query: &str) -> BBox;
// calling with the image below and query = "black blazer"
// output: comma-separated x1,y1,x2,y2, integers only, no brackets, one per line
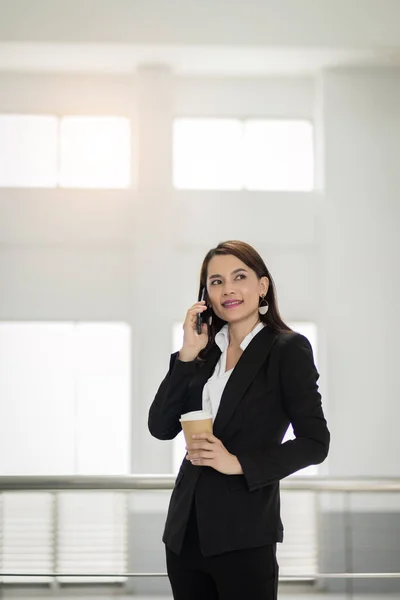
148,326,330,557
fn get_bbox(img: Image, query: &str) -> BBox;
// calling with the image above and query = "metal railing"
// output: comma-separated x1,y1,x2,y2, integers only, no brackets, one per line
1,474,400,492
0,476,399,585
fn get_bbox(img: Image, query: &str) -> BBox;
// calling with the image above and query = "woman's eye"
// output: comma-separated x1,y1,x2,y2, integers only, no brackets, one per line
210,274,246,285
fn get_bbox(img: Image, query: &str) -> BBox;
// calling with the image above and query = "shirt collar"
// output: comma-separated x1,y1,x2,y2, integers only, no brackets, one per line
215,321,266,353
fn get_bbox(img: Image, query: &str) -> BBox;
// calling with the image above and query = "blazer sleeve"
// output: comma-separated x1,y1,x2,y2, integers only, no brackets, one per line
148,351,198,440
237,333,330,492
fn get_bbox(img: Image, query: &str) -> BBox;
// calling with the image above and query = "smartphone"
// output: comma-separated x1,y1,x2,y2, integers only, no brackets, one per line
196,287,206,334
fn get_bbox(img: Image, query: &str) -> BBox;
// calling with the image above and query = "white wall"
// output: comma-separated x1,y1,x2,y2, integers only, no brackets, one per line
1,65,399,481
320,67,400,478
0,70,321,474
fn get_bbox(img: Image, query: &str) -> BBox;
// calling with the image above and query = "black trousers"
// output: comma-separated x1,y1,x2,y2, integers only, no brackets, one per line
165,500,279,600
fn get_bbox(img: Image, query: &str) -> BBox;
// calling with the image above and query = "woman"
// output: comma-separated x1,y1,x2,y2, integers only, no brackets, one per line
148,240,330,600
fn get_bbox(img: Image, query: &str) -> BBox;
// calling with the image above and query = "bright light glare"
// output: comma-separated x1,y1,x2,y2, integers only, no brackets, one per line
0,115,58,187
243,120,314,191
59,116,131,188
173,118,243,190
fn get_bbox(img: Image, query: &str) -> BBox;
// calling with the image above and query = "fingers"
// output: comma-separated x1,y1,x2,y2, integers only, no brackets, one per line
194,300,207,307
183,303,207,325
183,303,209,336
191,433,219,443
188,304,207,316
187,441,215,452
187,436,218,448
186,437,221,462
186,451,215,460
192,300,206,309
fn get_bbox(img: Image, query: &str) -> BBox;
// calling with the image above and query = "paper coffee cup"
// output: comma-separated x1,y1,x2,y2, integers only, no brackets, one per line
179,410,213,446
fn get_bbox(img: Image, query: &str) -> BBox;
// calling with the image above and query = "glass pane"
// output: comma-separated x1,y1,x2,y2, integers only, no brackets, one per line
0,322,131,475
1,493,54,583
57,492,128,583
0,322,75,474
173,118,243,190
243,120,314,191
59,116,131,188
0,114,58,187
74,322,131,474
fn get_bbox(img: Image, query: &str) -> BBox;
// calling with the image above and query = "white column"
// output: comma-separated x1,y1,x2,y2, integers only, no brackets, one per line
130,65,177,474
321,68,400,477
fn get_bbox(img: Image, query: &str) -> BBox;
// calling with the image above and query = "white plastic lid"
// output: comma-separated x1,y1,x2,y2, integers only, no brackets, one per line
179,410,213,422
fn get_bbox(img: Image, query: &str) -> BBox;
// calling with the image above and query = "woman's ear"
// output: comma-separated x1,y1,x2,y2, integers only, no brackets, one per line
261,276,269,296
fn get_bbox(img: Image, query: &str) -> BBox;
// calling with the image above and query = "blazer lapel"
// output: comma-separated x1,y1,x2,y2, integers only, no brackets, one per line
212,326,278,438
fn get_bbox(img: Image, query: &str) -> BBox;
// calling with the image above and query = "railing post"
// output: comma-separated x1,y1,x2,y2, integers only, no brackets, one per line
315,488,324,592
50,491,60,593
344,490,354,600
0,492,3,598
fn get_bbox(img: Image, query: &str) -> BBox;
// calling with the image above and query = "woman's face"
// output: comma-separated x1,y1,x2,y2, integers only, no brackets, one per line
206,254,269,324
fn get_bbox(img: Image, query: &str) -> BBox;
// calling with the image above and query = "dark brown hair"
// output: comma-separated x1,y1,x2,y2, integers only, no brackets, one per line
198,240,292,359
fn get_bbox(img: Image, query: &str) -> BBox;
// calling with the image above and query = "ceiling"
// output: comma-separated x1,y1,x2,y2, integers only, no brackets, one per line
1,0,400,76
1,43,400,77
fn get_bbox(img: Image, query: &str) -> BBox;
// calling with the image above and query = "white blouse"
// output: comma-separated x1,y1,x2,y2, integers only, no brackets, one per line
202,321,266,422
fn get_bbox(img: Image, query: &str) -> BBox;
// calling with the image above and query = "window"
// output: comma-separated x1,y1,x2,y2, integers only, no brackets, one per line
0,321,131,475
173,119,243,190
0,115,131,189
0,321,131,584
243,120,314,191
0,115,58,187
173,118,314,191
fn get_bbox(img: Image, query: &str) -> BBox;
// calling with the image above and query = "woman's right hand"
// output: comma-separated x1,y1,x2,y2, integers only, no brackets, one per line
178,301,209,361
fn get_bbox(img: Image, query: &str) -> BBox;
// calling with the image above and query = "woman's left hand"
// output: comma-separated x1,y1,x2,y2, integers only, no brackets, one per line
186,433,243,475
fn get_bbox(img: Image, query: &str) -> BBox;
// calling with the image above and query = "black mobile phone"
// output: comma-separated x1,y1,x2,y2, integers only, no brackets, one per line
196,287,206,334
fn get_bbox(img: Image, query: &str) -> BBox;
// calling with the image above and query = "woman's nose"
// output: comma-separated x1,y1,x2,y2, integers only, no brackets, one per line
222,287,236,296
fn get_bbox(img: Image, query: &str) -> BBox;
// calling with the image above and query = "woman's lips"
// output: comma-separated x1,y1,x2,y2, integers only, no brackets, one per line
222,300,243,309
